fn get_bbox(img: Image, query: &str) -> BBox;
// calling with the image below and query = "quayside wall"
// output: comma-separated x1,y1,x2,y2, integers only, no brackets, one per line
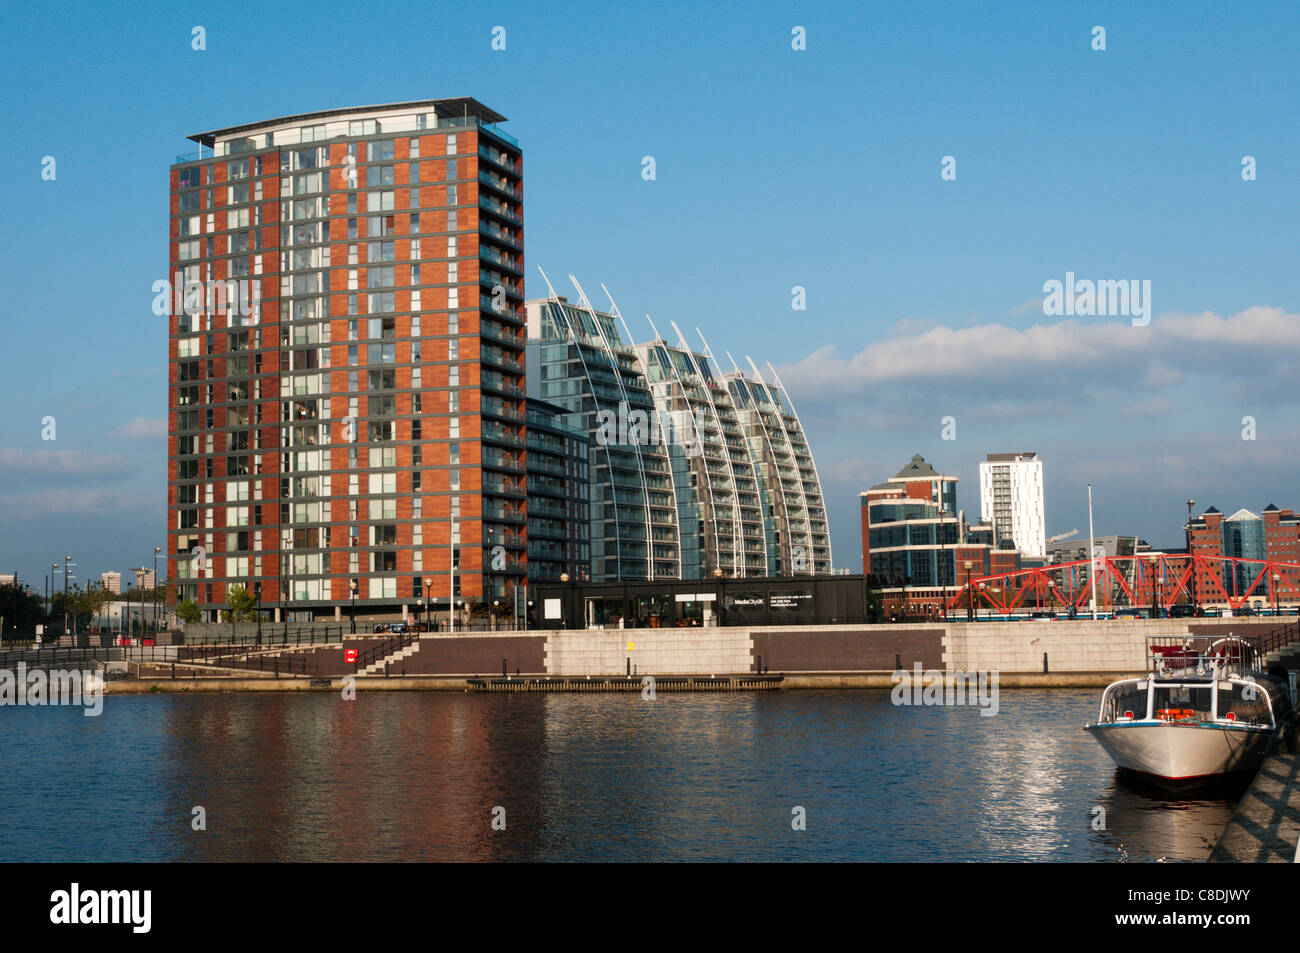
242,618,1285,678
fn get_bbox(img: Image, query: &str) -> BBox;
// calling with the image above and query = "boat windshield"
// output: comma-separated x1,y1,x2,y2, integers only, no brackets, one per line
1100,681,1148,722
1216,683,1273,726
1151,685,1212,721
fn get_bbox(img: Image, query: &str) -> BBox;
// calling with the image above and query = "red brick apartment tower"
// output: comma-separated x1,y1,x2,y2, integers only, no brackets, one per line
166,100,525,622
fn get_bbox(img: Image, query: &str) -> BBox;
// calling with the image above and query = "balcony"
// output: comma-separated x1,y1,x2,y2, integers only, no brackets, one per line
479,196,522,225
479,222,522,252
479,171,520,200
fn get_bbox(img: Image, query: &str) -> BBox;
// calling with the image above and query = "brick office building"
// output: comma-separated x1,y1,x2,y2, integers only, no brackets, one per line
1185,504,1300,605
166,99,525,622
859,454,1022,617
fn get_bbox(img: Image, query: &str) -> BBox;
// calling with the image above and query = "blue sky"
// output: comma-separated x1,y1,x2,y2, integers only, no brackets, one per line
1,0,1298,586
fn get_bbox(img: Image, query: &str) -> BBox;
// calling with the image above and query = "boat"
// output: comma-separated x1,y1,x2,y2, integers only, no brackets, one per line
1085,636,1294,788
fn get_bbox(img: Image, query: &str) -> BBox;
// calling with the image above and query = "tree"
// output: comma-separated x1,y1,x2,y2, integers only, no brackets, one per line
73,585,114,628
0,583,44,633
864,575,885,624
176,599,201,624
222,585,258,622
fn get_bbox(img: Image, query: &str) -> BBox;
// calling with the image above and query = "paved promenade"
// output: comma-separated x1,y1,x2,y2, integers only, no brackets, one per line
1209,753,1300,863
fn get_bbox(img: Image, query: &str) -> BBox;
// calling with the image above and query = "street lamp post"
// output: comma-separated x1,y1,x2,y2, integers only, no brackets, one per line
1272,573,1280,616
560,572,570,629
1186,498,1197,614
349,579,358,634
1149,556,1160,619
49,563,58,639
63,555,73,637
492,599,500,631
254,582,263,644
153,546,162,637
963,560,974,622
424,577,432,631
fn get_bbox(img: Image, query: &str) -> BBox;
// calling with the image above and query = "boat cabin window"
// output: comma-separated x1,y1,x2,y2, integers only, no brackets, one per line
1215,685,1272,725
1103,682,1148,721
1151,686,1212,720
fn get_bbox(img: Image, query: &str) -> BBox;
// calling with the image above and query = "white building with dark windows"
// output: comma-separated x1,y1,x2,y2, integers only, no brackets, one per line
979,452,1046,558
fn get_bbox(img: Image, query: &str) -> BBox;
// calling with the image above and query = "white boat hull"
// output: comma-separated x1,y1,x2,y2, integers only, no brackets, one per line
1085,722,1275,784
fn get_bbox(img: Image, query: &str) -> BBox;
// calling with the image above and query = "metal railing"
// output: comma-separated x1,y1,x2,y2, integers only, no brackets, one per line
356,632,419,669
177,646,316,676
1251,620,1300,661
180,624,348,646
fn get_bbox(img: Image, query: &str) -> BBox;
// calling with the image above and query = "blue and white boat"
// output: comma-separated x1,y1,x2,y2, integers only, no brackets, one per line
1085,636,1293,787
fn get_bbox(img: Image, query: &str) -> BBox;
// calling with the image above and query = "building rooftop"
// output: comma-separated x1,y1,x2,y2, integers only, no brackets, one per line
188,97,507,147
892,453,946,480
984,451,1038,462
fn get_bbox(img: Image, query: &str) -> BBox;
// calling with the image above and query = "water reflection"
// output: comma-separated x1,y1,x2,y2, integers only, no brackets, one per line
1089,771,1243,863
0,689,1244,862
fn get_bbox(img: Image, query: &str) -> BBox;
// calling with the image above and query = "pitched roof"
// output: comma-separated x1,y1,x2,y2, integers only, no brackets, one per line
893,453,942,480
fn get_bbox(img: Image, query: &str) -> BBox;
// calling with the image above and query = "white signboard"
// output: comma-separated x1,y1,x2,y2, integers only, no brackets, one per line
543,598,562,620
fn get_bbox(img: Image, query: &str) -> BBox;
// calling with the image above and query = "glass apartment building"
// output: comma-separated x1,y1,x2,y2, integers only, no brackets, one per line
525,397,590,583
527,285,834,582
524,292,680,581
723,363,833,575
166,99,525,621
638,333,768,578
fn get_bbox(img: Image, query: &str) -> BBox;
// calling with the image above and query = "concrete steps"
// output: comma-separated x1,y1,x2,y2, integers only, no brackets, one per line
359,639,423,675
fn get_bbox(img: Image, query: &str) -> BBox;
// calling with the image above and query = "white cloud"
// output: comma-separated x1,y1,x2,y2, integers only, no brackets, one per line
0,489,156,517
776,306,1300,409
111,417,167,439
1121,397,1179,417
0,448,137,482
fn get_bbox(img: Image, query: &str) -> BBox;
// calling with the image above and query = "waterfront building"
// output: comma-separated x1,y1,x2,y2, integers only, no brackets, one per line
130,568,157,590
1185,504,1300,601
978,451,1046,558
524,288,680,581
100,571,123,595
637,332,767,579
167,99,525,622
860,454,1021,615
525,398,590,584
526,281,833,582
722,362,833,576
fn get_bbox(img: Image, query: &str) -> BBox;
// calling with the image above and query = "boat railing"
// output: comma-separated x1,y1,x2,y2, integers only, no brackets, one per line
1145,635,1260,679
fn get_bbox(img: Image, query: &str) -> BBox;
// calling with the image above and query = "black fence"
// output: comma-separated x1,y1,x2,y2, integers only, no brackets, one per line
179,624,350,646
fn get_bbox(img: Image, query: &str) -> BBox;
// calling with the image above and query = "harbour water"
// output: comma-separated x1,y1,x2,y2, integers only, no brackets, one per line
0,689,1239,862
